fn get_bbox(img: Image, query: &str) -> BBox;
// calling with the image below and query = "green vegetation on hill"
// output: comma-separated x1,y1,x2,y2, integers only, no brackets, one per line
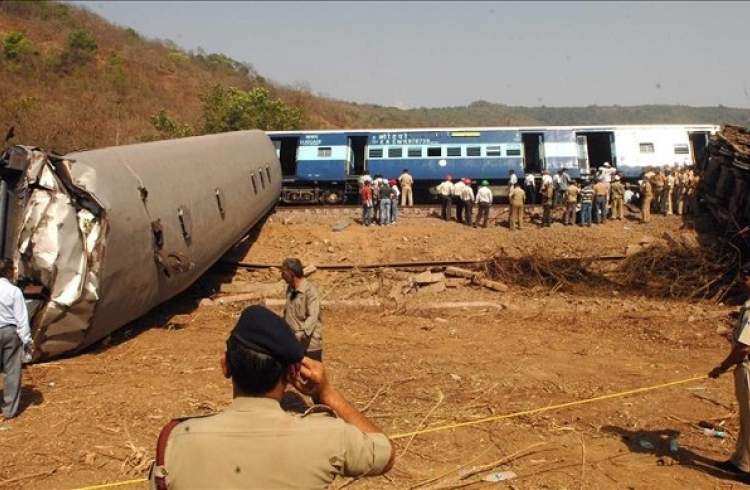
1,1,749,154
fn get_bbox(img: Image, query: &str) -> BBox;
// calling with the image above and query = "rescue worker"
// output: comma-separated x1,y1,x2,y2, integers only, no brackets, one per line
708,269,750,484
0,259,31,419
610,175,625,220
564,179,580,226
452,177,466,223
640,174,653,224
552,170,562,207
579,179,594,227
651,170,665,213
360,181,373,226
558,168,571,209
508,184,526,230
461,178,475,227
372,175,382,224
149,305,394,489
674,168,687,215
389,179,400,224
281,258,323,362
686,170,700,216
474,180,493,228
593,177,609,224
540,178,554,227
378,179,392,226
398,169,414,207
524,172,536,205
437,176,454,221
508,169,518,195
663,169,675,215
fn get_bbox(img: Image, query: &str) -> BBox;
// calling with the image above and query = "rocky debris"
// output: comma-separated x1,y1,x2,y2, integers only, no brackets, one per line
218,280,285,296
445,266,478,279
413,271,446,285
478,278,509,292
332,221,351,232
303,264,317,276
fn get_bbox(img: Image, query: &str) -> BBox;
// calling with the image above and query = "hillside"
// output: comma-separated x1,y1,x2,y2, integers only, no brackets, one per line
1,1,749,154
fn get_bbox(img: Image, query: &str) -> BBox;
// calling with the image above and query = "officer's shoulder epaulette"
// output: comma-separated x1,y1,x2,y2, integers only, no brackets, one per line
301,404,337,418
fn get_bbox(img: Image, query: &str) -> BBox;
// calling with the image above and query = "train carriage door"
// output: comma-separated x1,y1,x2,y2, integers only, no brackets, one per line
689,132,710,166
276,137,299,177
576,135,590,174
348,136,368,176
578,131,614,171
522,133,544,173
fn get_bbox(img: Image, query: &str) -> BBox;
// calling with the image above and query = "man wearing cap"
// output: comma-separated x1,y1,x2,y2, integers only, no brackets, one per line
640,174,653,224
474,180,493,228
709,271,750,484
437,176,454,221
461,178,475,227
281,258,323,361
610,175,625,220
149,305,394,489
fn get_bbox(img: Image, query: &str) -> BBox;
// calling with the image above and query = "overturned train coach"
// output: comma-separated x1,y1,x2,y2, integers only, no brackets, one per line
0,131,280,360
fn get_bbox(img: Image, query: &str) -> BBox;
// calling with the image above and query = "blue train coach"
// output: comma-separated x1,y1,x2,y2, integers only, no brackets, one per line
268,124,718,204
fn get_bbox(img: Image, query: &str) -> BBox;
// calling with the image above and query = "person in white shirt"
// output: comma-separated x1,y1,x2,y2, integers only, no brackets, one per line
474,180,493,228
524,173,536,205
436,176,454,221
389,180,400,224
461,178,475,227
452,178,466,223
0,259,31,419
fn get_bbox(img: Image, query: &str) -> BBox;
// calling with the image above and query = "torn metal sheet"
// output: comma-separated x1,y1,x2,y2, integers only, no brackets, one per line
2,131,280,359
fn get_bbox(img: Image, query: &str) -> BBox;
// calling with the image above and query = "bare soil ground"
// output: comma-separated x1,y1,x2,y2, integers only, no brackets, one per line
1,207,747,489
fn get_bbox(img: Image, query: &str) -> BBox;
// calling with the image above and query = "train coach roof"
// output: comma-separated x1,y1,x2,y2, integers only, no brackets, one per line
267,124,720,136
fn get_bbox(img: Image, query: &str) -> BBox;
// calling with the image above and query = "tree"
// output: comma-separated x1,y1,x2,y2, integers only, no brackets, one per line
150,110,194,139
2,31,32,60
201,85,303,133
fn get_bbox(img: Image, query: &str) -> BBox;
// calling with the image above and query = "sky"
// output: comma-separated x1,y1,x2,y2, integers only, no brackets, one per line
77,1,750,109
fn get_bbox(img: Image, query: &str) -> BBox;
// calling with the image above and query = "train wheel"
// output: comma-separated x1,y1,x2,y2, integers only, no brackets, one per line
321,191,342,205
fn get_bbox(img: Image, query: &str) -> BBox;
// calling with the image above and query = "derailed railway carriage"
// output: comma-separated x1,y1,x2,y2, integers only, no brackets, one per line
0,131,280,360
269,124,718,204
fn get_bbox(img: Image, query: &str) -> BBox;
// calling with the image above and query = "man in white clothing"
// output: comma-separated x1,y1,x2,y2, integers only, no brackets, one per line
474,180,493,228
0,259,31,419
436,176,454,221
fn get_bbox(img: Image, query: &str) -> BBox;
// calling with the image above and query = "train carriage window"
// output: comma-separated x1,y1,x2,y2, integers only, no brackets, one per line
368,148,383,158
447,147,462,157
388,147,403,158
251,174,258,194
265,166,272,182
506,147,521,156
259,170,265,190
639,143,655,153
408,147,422,157
467,146,481,157
177,206,192,243
673,144,690,155
486,146,502,157
427,147,442,157
317,147,332,158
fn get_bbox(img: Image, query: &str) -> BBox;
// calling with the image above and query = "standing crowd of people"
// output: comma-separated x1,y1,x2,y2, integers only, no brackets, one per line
359,164,701,229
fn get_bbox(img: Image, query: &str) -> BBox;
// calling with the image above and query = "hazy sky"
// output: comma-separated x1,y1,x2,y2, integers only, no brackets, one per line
78,1,750,109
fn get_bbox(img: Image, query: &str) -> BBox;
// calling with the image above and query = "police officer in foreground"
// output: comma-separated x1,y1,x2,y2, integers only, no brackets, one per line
149,305,394,489
708,269,750,483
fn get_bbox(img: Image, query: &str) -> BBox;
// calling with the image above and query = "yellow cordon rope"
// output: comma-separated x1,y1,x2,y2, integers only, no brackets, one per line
70,374,707,490
389,375,707,439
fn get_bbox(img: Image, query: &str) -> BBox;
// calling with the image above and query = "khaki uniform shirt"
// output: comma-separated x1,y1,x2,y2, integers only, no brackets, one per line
610,182,625,199
153,397,392,490
566,185,579,203
284,279,323,352
642,180,653,198
509,187,525,206
398,173,413,189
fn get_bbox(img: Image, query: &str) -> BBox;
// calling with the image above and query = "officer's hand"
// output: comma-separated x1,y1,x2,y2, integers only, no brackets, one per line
293,357,330,398
708,366,725,379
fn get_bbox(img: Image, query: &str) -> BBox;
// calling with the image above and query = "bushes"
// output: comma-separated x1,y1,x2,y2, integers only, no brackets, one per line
2,31,32,60
67,29,97,57
201,85,303,133
150,110,194,139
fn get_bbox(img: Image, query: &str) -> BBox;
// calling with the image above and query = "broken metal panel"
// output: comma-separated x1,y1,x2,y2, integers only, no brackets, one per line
6,130,280,359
